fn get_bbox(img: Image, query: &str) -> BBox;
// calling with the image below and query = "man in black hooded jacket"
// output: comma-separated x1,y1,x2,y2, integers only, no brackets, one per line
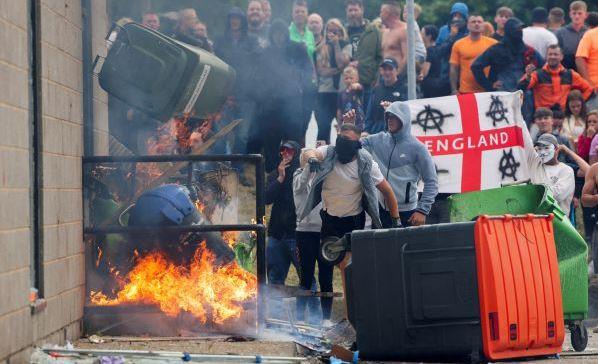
249,19,315,171
265,140,303,285
471,17,544,92
471,17,544,122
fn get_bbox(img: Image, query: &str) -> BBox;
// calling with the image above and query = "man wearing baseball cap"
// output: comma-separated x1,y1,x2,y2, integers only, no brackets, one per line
526,131,587,216
363,58,406,134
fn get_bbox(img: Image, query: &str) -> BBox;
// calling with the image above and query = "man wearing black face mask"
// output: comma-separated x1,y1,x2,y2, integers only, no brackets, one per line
299,123,398,319
472,17,544,92
299,124,399,238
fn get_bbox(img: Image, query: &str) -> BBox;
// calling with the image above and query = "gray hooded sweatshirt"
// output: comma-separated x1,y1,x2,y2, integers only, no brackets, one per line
362,101,438,214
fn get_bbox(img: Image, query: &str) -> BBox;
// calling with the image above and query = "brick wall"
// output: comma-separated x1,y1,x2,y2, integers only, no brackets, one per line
0,0,108,361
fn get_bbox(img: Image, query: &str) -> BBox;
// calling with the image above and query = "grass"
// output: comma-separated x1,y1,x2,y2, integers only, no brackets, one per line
285,261,348,321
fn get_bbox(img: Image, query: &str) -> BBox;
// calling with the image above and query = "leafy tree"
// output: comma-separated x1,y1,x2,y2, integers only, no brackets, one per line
109,0,594,38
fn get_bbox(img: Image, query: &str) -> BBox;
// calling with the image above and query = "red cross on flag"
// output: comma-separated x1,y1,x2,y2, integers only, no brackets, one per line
408,92,529,193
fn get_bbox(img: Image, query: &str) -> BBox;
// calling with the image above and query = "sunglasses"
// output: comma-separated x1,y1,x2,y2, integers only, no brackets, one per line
280,147,295,155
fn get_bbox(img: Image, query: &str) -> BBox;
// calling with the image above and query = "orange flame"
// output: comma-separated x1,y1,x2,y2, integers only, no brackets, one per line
90,242,256,325
95,247,103,268
194,200,206,215
221,231,239,249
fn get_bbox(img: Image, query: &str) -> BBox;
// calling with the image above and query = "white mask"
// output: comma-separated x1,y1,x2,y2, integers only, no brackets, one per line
535,144,555,164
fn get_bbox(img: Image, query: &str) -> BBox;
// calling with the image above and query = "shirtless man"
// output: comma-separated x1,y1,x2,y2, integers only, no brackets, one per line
582,163,598,208
582,162,598,269
380,1,408,76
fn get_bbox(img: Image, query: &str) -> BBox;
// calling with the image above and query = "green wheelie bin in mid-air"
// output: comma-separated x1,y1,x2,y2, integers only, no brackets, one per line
448,184,589,351
98,22,236,121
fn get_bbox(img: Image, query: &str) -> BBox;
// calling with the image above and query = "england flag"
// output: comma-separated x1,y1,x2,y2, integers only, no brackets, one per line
407,92,530,193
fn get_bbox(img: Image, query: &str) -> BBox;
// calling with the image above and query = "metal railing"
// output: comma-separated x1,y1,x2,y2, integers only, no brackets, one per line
82,154,266,334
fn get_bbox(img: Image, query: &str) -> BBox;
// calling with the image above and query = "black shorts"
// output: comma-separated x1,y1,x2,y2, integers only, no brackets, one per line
320,209,366,239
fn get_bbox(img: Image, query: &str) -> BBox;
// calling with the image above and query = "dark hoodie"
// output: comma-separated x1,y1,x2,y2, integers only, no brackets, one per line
214,7,260,99
364,78,406,134
436,3,469,44
265,140,302,239
257,19,314,101
435,3,469,88
471,17,544,92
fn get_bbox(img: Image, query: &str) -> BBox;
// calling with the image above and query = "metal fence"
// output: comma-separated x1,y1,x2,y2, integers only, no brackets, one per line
82,154,266,335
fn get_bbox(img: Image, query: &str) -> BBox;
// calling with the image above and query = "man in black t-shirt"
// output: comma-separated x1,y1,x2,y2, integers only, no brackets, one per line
345,0,369,58
418,25,450,97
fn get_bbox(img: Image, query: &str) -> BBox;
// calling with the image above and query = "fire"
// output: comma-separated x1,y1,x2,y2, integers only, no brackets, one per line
134,113,220,194
95,247,103,268
90,242,256,325
194,200,206,215
221,231,239,248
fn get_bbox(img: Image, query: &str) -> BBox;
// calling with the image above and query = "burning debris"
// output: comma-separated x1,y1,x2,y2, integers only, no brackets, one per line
90,241,256,325
87,182,257,330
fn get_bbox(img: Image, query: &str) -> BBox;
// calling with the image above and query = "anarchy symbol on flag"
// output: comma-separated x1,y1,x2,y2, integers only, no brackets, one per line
499,149,521,181
486,95,510,127
407,92,528,193
413,105,454,134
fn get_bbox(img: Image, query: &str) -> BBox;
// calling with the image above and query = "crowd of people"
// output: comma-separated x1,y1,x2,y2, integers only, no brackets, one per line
120,0,598,324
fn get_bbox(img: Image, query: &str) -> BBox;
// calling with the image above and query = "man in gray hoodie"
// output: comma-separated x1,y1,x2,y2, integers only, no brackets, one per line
351,101,438,227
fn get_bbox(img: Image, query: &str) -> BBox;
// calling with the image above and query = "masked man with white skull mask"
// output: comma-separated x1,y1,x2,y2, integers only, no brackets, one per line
525,132,588,216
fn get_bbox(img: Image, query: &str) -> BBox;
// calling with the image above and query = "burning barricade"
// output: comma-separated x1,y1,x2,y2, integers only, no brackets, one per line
85,164,262,336
84,20,265,337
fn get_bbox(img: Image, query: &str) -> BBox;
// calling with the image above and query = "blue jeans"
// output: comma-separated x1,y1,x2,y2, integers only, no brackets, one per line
267,236,318,287
267,236,318,320
267,237,300,284
379,205,416,228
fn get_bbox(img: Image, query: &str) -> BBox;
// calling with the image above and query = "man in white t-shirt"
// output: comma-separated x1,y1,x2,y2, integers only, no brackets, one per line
299,123,398,322
301,124,399,228
522,7,558,58
526,133,575,215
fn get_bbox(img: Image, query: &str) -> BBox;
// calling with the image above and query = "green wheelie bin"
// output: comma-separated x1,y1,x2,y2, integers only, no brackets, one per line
448,184,589,351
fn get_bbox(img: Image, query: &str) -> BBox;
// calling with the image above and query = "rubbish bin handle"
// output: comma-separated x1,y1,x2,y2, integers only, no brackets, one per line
118,203,135,227
501,179,531,187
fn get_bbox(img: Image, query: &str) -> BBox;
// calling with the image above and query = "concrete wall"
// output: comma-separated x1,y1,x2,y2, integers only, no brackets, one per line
0,0,108,361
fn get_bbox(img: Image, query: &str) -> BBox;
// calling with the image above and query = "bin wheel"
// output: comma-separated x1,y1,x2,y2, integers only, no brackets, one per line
319,236,346,266
570,322,588,352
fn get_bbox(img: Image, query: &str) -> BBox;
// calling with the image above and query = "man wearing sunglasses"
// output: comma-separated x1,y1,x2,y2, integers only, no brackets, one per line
265,140,304,286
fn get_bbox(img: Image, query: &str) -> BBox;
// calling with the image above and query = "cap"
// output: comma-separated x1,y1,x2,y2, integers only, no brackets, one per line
535,133,559,148
380,58,398,69
280,140,297,150
531,7,549,24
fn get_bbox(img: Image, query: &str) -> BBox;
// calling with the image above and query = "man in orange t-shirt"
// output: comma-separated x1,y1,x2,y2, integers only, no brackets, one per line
449,15,498,94
576,25,598,89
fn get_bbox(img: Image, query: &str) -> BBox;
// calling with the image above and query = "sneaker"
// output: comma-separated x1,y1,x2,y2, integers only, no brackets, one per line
322,319,334,328
294,320,307,326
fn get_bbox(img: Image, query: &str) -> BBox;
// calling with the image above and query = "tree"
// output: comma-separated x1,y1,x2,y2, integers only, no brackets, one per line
109,0,594,38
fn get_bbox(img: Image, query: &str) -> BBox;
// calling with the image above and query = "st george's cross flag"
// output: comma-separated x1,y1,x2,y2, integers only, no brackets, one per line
407,92,529,194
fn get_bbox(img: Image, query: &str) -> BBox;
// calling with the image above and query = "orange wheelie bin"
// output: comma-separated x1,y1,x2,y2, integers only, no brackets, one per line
475,215,565,360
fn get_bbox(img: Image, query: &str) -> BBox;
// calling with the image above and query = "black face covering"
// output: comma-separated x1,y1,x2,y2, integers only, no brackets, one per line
335,136,362,164
504,18,525,51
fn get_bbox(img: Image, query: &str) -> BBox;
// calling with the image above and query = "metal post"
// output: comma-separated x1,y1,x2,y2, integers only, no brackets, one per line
29,0,44,296
406,0,417,100
82,0,94,155
255,157,267,331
